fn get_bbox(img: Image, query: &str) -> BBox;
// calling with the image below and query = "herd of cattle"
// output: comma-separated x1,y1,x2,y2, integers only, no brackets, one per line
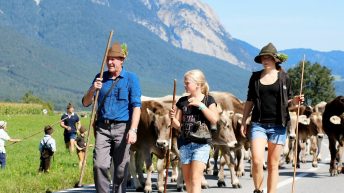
128,92,344,193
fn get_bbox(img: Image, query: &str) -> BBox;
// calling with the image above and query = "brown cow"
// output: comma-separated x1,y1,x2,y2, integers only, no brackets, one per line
129,100,171,193
322,96,344,176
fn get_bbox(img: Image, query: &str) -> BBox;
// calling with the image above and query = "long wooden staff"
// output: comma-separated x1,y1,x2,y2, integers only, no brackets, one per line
291,54,306,193
5,116,69,147
164,79,177,193
76,30,113,187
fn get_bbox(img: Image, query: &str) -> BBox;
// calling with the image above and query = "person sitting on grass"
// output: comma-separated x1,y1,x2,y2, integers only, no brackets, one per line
0,121,21,169
38,125,56,173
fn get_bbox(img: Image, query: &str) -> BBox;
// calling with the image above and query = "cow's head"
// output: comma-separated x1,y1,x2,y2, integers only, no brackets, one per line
212,110,237,148
147,107,171,150
310,112,324,138
325,96,344,116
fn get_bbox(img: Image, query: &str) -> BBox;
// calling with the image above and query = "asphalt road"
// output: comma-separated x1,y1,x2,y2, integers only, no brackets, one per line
56,137,344,193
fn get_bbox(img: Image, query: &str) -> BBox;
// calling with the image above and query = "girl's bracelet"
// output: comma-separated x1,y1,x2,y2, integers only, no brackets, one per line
198,103,206,111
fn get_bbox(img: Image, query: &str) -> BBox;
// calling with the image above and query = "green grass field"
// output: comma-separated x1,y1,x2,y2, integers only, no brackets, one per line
0,114,94,193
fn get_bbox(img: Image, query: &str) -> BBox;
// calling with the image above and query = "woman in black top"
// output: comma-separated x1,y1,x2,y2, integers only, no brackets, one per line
240,43,303,193
170,69,219,193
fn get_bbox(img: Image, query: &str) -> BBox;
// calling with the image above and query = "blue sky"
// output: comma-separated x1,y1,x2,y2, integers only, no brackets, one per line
201,0,344,52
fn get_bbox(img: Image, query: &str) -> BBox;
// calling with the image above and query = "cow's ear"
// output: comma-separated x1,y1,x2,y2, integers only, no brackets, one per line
235,113,243,125
298,115,310,125
330,115,341,125
146,108,154,118
216,104,223,113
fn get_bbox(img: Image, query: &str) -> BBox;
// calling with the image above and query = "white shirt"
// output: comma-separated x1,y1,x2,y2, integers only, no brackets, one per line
0,129,10,153
39,134,56,152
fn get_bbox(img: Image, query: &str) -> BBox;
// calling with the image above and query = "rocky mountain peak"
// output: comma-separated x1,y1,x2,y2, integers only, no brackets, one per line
134,0,241,66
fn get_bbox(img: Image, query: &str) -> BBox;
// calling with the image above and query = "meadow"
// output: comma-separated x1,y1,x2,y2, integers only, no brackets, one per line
0,113,94,193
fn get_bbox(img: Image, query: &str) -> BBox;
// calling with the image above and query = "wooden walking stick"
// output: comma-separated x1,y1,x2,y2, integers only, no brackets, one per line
76,30,114,187
164,79,177,193
5,116,69,147
291,54,306,193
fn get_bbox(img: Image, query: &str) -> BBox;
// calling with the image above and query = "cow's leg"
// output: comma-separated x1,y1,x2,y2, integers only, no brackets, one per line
136,151,146,187
286,138,295,164
201,174,209,189
176,158,184,192
213,146,220,176
336,143,344,173
310,136,318,167
144,156,154,193
328,136,338,176
156,158,165,193
317,134,324,161
300,140,307,163
217,155,226,187
226,149,241,188
129,151,143,191
170,153,178,182
235,147,245,177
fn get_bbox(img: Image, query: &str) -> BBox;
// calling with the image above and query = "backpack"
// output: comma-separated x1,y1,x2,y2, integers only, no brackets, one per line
41,139,53,158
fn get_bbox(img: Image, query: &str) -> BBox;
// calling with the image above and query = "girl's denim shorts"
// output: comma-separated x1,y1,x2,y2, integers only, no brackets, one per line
249,122,287,145
179,142,210,164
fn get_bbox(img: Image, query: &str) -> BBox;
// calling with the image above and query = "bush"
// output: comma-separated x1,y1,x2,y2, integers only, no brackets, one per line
0,102,43,115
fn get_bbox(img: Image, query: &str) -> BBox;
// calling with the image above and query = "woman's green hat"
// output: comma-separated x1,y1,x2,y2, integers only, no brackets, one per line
254,43,287,64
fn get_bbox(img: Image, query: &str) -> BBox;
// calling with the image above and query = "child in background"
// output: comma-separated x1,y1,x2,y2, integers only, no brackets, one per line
75,126,87,169
0,121,21,169
39,125,56,173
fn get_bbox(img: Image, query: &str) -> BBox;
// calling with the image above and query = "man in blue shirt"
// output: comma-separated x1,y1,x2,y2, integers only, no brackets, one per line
82,42,141,193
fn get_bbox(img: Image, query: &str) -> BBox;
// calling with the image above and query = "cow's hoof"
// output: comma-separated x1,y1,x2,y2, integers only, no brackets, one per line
201,184,209,189
144,188,152,193
136,187,144,192
232,183,242,189
236,171,244,177
213,170,218,176
312,163,318,168
171,178,177,182
177,187,183,192
158,191,163,193
217,181,226,187
296,163,300,168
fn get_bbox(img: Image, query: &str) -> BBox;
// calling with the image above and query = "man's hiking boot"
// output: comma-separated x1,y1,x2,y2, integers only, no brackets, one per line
253,190,263,193
190,121,211,140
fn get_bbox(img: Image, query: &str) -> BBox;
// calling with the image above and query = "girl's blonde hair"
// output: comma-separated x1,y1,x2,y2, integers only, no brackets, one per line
184,69,209,95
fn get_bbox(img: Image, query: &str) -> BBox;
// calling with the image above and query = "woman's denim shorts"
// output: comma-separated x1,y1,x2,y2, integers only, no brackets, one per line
179,142,210,164
249,122,287,145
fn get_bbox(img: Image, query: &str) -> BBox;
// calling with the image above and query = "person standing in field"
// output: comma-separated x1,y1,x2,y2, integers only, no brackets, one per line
75,125,88,169
60,103,81,154
240,43,303,193
38,125,56,173
0,121,21,169
82,42,141,193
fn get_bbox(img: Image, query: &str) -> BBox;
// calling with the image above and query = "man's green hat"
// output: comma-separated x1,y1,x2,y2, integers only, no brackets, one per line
254,43,287,64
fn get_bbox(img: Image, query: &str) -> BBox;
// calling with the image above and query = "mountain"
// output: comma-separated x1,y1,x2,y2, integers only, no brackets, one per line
0,0,251,110
0,0,343,110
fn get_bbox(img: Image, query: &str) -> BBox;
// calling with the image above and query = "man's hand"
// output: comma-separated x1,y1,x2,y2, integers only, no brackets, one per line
127,130,137,144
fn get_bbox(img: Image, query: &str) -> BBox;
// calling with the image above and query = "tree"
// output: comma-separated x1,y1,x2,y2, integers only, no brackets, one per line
21,91,54,112
287,61,336,106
